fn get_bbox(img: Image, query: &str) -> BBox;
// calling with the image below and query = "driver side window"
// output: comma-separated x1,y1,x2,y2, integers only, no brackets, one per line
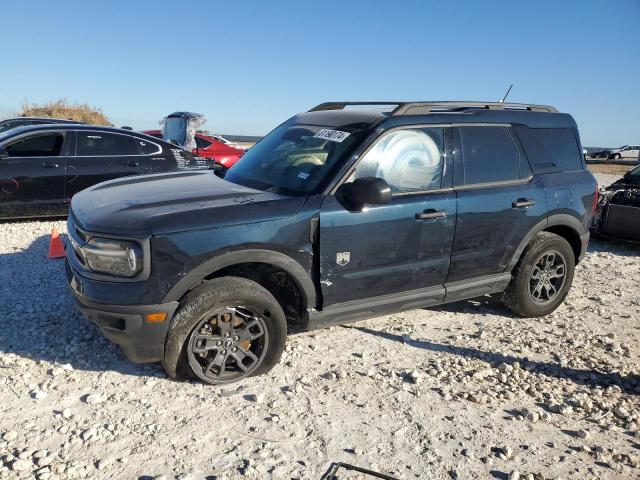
5,133,64,157
353,128,444,193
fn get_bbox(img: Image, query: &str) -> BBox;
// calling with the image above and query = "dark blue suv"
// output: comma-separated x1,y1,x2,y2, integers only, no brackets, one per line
65,101,598,385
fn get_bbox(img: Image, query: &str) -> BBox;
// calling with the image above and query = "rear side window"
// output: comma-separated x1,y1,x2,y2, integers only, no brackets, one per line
459,127,520,184
5,133,64,157
513,126,582,173
77,132,138,156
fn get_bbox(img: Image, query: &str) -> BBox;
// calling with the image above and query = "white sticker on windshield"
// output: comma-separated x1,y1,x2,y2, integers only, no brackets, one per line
314,128,351,143
297,171,310,180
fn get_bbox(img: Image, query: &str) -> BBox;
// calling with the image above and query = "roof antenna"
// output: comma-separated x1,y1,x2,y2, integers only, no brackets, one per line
498,84,514,103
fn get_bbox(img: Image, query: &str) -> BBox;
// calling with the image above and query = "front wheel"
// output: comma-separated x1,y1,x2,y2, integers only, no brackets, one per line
502,232,575,317
613,153,621,160
163,277,287,385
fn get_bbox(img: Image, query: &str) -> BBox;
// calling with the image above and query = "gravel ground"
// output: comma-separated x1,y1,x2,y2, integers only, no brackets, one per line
593,173,623,188
0,173,638,480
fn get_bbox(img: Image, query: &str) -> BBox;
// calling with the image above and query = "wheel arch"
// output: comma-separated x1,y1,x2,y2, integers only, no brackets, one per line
508,214,586,270
163,249,317,316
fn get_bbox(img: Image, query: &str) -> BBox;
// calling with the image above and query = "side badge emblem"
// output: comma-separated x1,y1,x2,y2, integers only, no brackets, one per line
336,252,350,266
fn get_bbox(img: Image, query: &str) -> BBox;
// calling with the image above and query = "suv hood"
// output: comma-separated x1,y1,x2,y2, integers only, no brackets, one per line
71,170,305,236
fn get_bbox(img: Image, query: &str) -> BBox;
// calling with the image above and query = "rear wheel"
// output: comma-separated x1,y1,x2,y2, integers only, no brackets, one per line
502,232,575,317
163,277,287,384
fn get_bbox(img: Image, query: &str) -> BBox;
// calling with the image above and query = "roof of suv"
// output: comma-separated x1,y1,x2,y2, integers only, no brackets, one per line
293,101,577,130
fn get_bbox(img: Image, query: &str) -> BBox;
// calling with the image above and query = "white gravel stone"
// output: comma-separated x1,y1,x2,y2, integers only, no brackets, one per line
11,459,32,471
246,393,265,403
31,390,47,399
577,429,590,439
83,393,106,404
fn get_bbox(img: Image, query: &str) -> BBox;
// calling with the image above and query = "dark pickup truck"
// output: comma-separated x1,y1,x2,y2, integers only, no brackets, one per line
65,101,597,385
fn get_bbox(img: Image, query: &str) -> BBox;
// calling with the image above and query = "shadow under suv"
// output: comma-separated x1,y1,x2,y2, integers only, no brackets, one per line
65,101,598,385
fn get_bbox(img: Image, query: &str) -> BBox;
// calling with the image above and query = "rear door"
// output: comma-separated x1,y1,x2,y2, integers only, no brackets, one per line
319,126,456,309
0,131,70,217
65,130,147,198
447,125,547,283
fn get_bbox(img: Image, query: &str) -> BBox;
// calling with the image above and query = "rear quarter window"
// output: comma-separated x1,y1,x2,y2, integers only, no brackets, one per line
513,126,583,173
137,139,161,155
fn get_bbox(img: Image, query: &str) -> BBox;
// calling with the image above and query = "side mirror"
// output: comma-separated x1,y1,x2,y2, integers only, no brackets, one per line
210,162,228,177
336,177,392,211
0,147,7,159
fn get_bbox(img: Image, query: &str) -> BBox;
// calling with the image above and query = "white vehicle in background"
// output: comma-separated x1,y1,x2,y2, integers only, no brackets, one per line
211,135,232,145
608,145,640,160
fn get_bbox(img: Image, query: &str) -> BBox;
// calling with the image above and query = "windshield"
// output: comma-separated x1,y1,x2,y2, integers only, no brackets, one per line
224,123,365,195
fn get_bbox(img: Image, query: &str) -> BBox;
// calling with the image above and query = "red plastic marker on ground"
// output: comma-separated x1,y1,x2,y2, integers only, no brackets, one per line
47,228,66,259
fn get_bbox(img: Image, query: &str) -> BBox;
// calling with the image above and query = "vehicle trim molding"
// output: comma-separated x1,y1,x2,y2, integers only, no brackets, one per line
306,285,445,330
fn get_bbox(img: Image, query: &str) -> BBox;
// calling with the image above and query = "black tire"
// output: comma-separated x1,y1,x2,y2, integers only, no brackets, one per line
614,153,621,160
502,232,575,317
162,276,287,385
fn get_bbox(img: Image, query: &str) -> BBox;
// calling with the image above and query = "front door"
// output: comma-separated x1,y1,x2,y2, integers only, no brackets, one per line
65,130,147,199
319,126,456,309
0,131,70,217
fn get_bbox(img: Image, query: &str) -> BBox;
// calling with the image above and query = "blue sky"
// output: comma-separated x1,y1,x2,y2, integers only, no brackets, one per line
1,0,638,146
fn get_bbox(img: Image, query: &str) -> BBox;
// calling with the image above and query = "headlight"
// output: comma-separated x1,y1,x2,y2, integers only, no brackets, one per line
83,238,143,278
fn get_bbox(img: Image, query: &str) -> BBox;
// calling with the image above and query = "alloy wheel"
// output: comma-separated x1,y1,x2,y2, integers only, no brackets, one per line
187,306,268,383
528,250,567,305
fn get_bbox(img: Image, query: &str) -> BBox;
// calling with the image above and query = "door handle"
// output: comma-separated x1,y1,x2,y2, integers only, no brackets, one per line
415,209,447,220
126,161,140,167
41,161,60,168
512,198,536,208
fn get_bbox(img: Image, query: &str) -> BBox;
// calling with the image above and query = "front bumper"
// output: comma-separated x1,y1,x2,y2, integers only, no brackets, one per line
66,259,178,363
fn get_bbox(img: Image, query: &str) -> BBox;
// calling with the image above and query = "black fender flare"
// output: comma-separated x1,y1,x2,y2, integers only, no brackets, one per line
507,214,587,270
163,249,317,309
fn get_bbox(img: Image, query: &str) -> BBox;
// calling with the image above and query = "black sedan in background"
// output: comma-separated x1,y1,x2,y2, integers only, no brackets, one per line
0,124,206,219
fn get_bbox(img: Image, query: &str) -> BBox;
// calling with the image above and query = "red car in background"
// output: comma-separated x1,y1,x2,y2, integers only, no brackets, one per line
143,130,244,167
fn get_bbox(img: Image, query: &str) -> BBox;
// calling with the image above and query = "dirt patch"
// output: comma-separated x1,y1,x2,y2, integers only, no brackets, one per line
588,164,635,176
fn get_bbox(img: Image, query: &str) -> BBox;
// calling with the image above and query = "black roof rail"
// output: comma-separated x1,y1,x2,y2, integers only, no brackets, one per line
309,102,405,112
308,101,558,114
